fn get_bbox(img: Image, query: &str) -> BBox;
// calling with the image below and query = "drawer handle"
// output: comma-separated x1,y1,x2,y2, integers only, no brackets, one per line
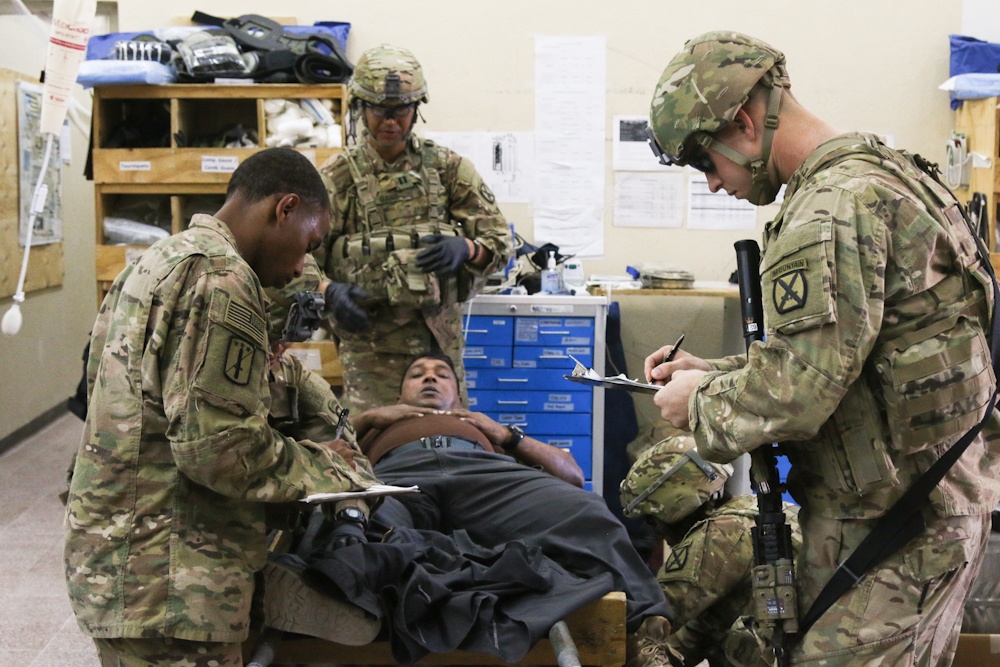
540,330,571,335
465,329,488,334
497,378,529,383
497,400,529,405
539,354,569,359
464,355,488,359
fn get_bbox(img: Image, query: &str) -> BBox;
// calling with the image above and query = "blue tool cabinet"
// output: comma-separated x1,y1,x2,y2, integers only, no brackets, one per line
462,295,608,492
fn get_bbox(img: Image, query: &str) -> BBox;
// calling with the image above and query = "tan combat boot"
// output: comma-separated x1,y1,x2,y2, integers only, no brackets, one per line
625,616,684,667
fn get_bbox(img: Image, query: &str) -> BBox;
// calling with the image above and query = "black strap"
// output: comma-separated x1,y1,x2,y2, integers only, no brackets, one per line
190,10,225,27
798,195,1000,636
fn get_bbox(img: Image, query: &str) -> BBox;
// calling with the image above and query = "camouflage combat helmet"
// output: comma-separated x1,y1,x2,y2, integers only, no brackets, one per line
647,31,789,205
620,434,733,526
349,44,429,107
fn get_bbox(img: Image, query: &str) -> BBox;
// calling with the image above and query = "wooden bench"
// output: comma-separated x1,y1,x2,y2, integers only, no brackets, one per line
242,590,627,666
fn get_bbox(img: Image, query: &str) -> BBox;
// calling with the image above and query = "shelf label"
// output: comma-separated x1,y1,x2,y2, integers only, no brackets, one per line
119,160,151,171
202,155,240,173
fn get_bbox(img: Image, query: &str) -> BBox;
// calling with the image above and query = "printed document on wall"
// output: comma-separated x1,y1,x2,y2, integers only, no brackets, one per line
17,82,63,246
613,115,663,171
687,172,757,231
614,171,684,228
534,35,605,257
424,131,535,203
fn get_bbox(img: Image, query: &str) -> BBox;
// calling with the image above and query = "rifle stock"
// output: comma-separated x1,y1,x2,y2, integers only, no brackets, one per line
734,240,799,666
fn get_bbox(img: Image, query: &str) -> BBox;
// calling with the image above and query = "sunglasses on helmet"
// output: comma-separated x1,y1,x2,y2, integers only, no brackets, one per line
645,125,716,174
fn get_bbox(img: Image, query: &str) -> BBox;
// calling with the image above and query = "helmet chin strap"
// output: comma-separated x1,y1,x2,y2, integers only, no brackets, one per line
696,77,786,206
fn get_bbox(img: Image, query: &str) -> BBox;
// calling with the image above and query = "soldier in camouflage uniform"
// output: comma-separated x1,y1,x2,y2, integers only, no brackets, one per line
621,434,802,667
64,148,375,667
643,32,1000,665
313,44,512,413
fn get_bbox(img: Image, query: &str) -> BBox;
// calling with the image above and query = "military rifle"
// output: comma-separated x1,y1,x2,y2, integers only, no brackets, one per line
734,239,798,667
281,290,326,342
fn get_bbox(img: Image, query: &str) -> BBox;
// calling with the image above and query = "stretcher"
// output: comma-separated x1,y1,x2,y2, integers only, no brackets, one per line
242,562,627,666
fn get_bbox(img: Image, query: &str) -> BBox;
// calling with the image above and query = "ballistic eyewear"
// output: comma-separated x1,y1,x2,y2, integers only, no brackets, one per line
365,102,417,120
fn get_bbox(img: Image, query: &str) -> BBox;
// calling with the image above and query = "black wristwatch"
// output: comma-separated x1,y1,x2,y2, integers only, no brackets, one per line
335,507,368,526
501,425,526,453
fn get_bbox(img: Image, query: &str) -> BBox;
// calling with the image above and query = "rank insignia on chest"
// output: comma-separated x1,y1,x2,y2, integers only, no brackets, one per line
224,336,256,385
770,259,809,314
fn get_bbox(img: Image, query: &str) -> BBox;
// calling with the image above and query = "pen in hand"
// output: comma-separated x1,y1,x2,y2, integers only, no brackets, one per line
664,333,685,363
334,408,351,440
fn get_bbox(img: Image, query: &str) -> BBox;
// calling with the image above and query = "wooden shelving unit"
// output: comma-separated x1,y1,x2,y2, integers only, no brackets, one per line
91,83,347,305
91,83,348,387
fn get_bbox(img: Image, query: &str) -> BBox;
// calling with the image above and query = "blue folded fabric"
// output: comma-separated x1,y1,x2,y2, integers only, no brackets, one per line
76,60,176,87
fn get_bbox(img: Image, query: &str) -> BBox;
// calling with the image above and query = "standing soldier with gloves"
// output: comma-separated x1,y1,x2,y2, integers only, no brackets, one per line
314,44,512,412
643,31,1000,665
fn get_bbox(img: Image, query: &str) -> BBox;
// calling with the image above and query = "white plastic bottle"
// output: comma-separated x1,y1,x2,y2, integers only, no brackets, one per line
541,251,561,294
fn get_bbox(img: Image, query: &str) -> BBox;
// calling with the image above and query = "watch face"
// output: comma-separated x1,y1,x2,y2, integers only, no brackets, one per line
339,507,365,522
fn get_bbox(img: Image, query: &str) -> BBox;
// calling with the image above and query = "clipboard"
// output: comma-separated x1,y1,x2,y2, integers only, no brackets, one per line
563,354,663,394
563,373,663,394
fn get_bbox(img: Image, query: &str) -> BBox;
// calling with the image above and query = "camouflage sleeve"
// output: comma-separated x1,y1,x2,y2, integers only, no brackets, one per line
690,185,882,463
313,153,356,280
442,148,512,277
658,515,755,627
269,351,380,517
161,263,373,501
706,353,747,373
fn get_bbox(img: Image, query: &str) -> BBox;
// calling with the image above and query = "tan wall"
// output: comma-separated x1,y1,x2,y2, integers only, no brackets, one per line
0,16,95,442
0,0,965,439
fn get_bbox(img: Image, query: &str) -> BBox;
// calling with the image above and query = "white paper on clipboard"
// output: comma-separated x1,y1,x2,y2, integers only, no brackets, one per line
562,355,663,394
301,484,420,505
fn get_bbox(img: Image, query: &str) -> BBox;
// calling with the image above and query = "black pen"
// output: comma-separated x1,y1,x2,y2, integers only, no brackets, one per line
334,408,350,440
664,334,685,363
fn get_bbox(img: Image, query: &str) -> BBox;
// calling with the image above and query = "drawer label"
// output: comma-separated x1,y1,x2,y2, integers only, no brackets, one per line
529,305,574,314
543,403,574,412
119,160,151,171
561,337,589,345
513,360,537,368
547,394,572,402
202,155,240,173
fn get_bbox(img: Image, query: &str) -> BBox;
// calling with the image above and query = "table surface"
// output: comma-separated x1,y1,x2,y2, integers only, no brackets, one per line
588,280,740,298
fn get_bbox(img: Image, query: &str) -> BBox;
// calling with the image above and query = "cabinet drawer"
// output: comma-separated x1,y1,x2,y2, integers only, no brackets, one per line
537,435,593,477
488,412,592,435
462,345,512,368
513,346,592,369
466,367,576,390
515,317,594,346
463,315,513,346
468,390,592,413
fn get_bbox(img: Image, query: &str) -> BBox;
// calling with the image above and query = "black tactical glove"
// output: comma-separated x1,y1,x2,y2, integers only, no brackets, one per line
324,282,371,333
416,234,471,275
330,518,367,549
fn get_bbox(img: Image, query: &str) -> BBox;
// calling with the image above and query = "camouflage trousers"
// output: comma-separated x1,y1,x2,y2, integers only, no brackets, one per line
94,637,243,667
790,509,991,666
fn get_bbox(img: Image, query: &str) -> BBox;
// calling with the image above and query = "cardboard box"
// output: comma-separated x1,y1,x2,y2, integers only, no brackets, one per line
953,634,1000,666
288,341,343,388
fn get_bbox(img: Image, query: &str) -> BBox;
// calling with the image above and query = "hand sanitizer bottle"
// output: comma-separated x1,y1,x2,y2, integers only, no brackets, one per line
541,251,561,294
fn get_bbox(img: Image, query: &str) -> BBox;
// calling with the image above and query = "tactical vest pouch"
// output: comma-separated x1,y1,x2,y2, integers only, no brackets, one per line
385,249,442,309
875,314,995,454
809,378,899,494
